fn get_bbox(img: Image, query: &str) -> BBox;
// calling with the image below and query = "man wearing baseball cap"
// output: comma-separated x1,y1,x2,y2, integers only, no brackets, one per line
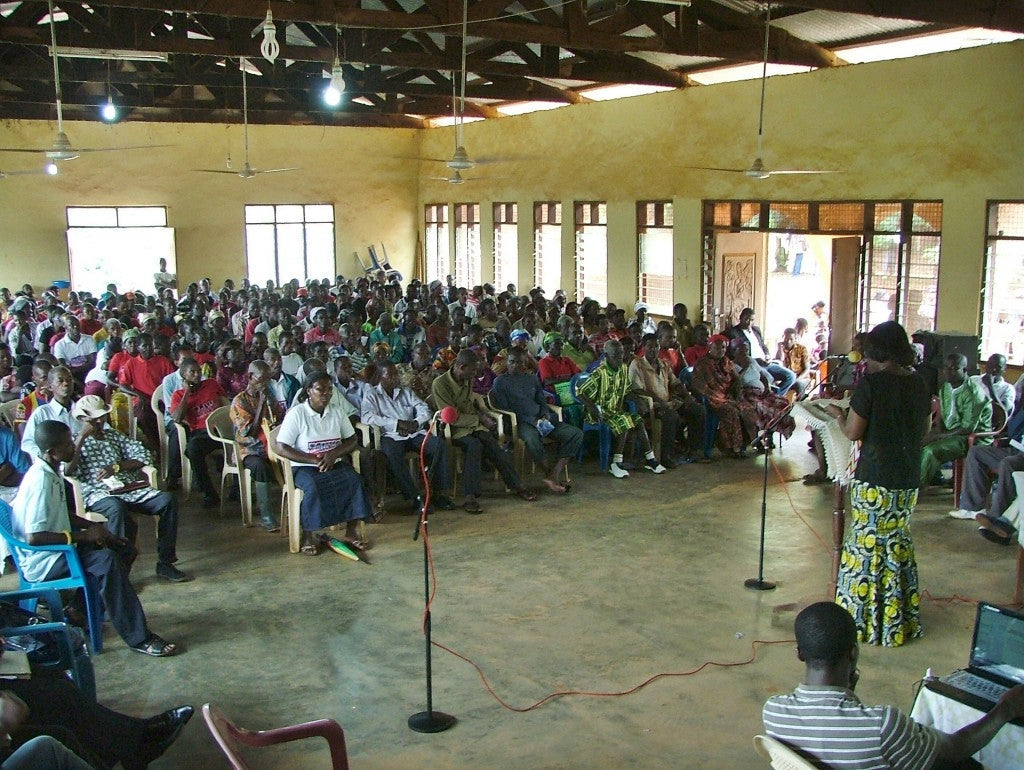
67,395,189,583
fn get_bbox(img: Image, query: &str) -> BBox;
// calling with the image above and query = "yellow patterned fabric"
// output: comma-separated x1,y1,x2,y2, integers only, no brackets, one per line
108,391,134,437
835,480,922,647
576,363,641,436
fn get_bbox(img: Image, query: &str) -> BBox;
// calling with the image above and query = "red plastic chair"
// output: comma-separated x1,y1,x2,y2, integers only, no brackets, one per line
952,404,1008,503
202,703,349,769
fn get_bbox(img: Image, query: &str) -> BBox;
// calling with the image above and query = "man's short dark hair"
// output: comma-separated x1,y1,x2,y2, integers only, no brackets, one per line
454,349,478,368
35,420,71,453
794,602,858,667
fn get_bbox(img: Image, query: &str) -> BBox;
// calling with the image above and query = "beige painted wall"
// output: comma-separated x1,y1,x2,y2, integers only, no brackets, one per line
0,120,420,291
1,41,1021,337
417,41,1024,333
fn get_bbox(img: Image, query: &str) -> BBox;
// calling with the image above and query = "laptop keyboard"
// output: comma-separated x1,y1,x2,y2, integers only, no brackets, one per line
943,670,1008,702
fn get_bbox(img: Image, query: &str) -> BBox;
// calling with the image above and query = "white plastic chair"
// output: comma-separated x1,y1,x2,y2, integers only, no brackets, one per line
69,465,159,522
150,389,189,491
0,399,21,438
268,425,362,554
205,405,252,526
173,422,193,499
753,735,820,770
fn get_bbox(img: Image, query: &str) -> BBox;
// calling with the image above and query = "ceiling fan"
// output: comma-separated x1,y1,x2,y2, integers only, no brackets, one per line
0,0,170,163
197,58,298,179
418,0,516,171
426,170,477,185
0,165,58,180
688,3,838,180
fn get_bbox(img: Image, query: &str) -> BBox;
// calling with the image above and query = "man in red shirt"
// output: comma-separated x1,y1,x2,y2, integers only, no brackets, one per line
119,333,175,450
656,327,685,376
683,325,711,368
171,359,228,507
303,307,342,347
215,343,248,399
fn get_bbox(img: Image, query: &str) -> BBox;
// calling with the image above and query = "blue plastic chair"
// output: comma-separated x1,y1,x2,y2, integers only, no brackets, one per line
570,372,612,470
0,586,96,699
0,501,103,653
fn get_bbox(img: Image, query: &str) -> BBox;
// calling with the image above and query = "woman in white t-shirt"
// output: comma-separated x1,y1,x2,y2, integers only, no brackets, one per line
274,370,372,555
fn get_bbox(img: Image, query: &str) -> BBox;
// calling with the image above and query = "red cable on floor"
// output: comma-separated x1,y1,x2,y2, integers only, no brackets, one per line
430,638,796,712
414,438,796,710
922,589,980,606
768,454,832,556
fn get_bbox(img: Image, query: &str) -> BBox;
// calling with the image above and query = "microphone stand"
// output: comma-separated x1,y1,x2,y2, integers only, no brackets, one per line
408,414,456,734
744,387,811,592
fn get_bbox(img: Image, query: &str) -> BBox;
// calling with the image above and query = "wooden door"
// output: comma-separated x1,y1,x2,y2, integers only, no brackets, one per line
829,236,861,355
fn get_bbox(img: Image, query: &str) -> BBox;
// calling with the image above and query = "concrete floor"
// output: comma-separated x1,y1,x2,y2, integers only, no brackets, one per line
25,426,1023,768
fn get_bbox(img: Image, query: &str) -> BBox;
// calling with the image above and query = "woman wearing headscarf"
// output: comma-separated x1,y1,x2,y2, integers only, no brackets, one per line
273,370,375,555
825,321,930,647
490,329,537,376
730,338,796,449
690,334,749,458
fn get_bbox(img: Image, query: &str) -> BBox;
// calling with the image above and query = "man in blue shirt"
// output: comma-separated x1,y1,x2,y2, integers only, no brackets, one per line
10,420,178,657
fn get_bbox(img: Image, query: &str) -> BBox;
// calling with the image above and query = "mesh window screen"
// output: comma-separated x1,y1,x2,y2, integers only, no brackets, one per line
982,201,1024,364
768,203,809,231
902,234,939,332
818,203,864,232
873,203,902,232
991,202,1024,238
912,202,943,233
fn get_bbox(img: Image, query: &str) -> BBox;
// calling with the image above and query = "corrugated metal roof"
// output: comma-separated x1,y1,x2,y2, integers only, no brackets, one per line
771,10,934,46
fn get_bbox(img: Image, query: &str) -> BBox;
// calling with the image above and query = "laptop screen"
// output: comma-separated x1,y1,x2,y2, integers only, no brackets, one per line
970,602,1024,686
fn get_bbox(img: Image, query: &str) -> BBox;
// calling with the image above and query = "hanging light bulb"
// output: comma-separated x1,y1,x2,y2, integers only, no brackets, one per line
322,57,345,106
100,96,118,122
260,7,279,64
45,162,59,175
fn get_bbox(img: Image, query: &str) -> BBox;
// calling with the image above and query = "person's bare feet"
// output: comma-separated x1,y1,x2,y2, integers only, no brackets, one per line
542,477,567,493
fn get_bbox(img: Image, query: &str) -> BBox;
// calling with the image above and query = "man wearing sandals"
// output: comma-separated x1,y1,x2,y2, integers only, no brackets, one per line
10,420,179,657
431,350,537,513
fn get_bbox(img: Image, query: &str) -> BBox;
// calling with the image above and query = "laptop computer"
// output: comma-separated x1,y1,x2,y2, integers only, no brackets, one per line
926,602,1024,718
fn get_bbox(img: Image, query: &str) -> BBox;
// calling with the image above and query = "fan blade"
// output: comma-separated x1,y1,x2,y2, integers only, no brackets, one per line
73,144,175,153
767,169,840,175
470,154,534,165
685,165,746,173
254,167,299,174
0,144,172,154
0,169,52,178
197,169,242,174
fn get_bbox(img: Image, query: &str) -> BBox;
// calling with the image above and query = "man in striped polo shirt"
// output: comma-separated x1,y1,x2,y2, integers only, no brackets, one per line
763,602,1024,769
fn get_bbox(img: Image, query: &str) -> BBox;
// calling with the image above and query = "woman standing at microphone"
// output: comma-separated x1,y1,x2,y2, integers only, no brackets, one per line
274,370,374,555
825,321,930,647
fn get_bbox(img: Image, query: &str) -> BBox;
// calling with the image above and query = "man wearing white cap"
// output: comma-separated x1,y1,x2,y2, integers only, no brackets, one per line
303,307,341,346
631,302,657,335
66,395,190,583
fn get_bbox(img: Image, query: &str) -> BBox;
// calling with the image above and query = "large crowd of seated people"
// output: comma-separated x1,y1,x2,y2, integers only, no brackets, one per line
0,277,824,558
4,274,1021,630
0,272,1022,764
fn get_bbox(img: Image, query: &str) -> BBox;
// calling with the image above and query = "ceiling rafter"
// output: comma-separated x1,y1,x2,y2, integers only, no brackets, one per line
0,1,1017,126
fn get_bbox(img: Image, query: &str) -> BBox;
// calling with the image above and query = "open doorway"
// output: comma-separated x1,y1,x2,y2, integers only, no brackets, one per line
712,230,860,357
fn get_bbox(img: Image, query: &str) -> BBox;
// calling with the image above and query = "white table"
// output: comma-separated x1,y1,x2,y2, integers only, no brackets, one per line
911,684,1024,769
